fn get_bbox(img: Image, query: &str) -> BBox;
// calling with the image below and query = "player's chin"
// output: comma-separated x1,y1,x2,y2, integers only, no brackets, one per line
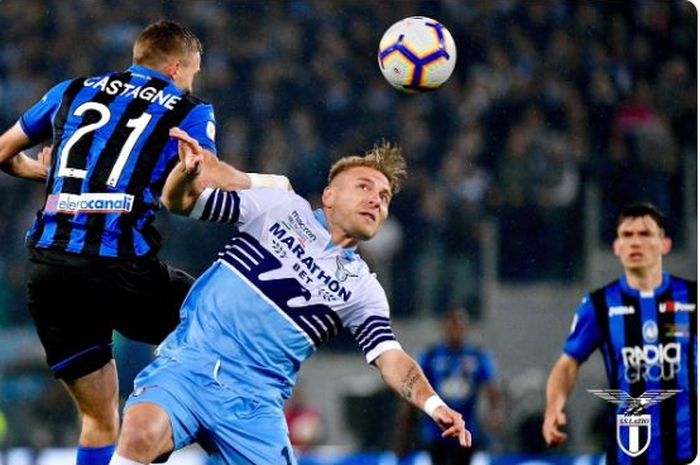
623,260,647,270
353,227,376,242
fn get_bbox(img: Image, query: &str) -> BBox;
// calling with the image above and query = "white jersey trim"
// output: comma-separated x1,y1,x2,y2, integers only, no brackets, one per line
365,340,402,364
190,187,214,219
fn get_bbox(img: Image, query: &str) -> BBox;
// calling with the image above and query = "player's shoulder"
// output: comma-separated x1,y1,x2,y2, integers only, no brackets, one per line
181,93,212,108
353,253,383,285
267,188,309,210
44,76,89,96
668,274,696,287
254,189,316,225
337,256,386,307
590,278,620,297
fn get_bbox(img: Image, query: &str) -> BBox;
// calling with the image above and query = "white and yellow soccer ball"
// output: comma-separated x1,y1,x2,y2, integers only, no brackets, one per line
377,16,457,93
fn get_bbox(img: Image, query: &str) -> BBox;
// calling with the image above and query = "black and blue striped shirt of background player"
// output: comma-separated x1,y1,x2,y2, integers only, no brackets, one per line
564,274,697,465
20,64,216,258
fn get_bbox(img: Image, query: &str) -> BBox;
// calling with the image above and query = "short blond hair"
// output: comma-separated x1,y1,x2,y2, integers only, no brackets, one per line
133,20,202,68
328,141,407,194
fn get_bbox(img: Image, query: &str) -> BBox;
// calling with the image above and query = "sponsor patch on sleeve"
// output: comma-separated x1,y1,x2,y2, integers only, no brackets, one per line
206,121,216,141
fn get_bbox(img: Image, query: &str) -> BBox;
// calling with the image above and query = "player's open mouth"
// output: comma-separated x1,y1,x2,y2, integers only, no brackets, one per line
360,212,376,223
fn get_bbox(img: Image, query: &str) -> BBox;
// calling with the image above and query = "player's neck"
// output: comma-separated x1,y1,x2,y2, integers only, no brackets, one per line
624,265,664,293
329,230,357,249
322,209,359,249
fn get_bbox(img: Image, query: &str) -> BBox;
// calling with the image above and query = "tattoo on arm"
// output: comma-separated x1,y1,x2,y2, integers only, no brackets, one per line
400,365,421,401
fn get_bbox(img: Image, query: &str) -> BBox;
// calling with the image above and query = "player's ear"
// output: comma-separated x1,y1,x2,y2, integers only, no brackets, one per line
321,185,334,209
661,236,672,255
163,58,181,81
613,237,622,257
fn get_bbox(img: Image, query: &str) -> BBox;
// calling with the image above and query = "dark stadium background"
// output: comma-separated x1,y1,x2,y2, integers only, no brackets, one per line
0,1,695,464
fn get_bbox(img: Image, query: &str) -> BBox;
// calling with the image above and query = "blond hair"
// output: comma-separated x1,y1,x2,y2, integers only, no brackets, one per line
328,141,407,194
133,20,203,68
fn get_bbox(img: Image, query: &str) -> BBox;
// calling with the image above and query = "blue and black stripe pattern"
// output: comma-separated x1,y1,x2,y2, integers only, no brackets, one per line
218,231,343,347
199,189,240,223
352,315,397,358
589,275,696,465
25,68,213,258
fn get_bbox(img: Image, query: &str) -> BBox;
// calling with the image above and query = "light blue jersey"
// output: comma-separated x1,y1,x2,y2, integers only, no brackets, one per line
126,188,402,464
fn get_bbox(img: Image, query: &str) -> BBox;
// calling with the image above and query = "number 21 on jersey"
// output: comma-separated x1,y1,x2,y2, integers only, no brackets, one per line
57,101,152,188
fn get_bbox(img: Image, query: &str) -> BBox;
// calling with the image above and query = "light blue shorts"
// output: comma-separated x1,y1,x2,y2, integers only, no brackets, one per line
124,357,296,465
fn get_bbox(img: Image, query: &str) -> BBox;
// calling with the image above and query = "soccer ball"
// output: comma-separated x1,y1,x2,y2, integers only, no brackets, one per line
377,16,457,93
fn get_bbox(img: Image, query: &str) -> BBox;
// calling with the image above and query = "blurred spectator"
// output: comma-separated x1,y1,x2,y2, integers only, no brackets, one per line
0,0,692,325
284,384,325,452
0,0,694,452
393,309,502,464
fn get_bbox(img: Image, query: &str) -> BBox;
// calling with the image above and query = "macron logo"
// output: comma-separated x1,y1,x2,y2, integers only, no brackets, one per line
609,305,635,317
45,193,134,214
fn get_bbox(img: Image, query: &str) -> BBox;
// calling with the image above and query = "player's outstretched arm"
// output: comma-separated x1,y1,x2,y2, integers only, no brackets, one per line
163,127,291,215
162,127,251,215
374,348,471,448
0,123,49,182
542,354,580,446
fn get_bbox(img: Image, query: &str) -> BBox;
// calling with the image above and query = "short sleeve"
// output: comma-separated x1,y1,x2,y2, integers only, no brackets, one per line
478,351,496,383
179,103,217,154
344,278,401,364
19,80,72,144
190,188,293,225
563,295,603,363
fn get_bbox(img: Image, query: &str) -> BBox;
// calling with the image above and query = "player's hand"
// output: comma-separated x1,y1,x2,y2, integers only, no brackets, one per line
38,145,52,168
169,127,203,177
432,406,472,448
542,408,568,446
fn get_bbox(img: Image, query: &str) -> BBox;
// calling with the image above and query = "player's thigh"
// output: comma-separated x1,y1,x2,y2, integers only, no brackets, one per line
26,260,114,380
114,258,194,344
209,397,297,465
124,358,200,453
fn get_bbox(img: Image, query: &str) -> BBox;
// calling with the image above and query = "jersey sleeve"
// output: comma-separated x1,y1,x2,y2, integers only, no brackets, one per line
563,294,603,363
19,80,72,145
344,277,402,364
477,351,496,383
179,103,217,154
190,187,293,225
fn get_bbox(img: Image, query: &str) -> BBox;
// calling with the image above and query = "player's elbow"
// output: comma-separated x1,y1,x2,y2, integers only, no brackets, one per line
0,156,21,177
161,190,195,216
0,158,13,174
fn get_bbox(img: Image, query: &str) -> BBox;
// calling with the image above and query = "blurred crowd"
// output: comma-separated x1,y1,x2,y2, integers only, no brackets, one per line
0,0,695,327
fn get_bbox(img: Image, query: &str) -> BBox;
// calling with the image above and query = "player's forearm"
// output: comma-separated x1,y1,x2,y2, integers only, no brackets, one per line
203,155,251,191
161,161,205,215
375,349,436,412
545,355,579,413
0,152,47,181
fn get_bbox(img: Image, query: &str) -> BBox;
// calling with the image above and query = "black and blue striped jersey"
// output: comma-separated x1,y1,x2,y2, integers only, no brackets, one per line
564,273,697,465
418,344,495,448
20,65,217,258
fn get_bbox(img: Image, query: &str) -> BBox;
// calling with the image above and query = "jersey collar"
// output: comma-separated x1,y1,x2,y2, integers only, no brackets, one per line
127,64,173,84
619,271,671,297
313,208,358,259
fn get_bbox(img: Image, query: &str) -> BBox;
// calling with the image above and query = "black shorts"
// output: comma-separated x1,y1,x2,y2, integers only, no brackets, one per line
26,249,194,381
